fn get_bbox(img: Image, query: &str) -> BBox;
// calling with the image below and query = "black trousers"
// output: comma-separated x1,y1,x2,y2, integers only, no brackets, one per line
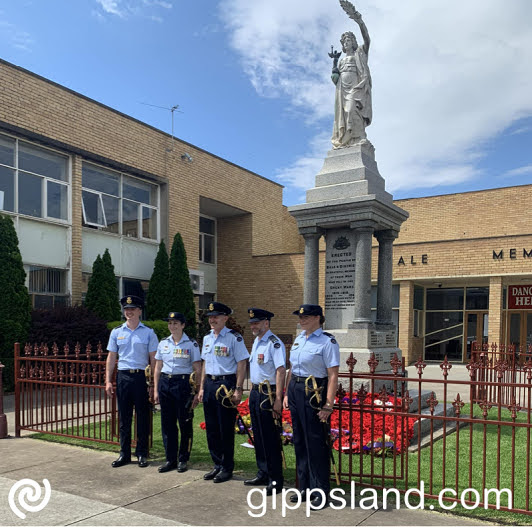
159,374,193,463
288,377,330,493
249,387,283,487
117,370,150,458
203,375,237,473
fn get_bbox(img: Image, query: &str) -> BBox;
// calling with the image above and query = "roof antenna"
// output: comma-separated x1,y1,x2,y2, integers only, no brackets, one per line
139,102,183,151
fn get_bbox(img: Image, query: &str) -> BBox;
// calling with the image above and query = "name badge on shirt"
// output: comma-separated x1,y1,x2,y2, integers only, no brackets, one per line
257,353,264,365
214,346,229,357
174,348,190,358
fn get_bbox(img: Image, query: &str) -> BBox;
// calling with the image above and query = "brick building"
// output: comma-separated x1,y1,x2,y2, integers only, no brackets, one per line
1,58,531,363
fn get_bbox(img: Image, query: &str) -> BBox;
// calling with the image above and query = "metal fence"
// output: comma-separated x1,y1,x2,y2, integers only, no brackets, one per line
14,341,146,445
334,351,532,516
471,342,532,408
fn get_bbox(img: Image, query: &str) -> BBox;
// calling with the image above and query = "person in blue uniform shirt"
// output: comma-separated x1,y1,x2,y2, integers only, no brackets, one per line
105,295,159,468
153,312,201,474
244,308,286,495
283,304,340,509
198,302,249,483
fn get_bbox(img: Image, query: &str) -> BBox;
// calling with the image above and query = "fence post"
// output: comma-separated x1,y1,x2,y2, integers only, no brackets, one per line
14,343,20,437
0,361,7,438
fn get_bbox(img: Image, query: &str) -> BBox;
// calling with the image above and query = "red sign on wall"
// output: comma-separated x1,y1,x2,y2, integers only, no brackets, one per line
508,285,532,309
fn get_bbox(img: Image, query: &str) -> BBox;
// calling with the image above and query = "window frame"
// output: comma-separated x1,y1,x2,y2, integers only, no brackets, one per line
81,189,107,228
82,162,160,242
199,214,216,264
0,132,70,223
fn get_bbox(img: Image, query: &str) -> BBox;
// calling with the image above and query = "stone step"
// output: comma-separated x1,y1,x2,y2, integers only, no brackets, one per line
409,402,458,448
404,388,435,412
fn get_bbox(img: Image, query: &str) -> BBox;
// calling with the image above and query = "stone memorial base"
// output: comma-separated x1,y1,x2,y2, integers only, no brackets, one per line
331,324,404,393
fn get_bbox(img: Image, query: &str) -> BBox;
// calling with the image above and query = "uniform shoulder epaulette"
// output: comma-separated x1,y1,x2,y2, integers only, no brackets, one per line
191,339,199,347
230,329,243,342
323,331,338,344
268,334,282,348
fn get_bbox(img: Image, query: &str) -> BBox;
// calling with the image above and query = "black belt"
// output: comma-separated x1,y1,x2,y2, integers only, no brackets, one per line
292,375,326,383
252,383,276,390
118,369,145,374
161,373,190,380
207,374,236,381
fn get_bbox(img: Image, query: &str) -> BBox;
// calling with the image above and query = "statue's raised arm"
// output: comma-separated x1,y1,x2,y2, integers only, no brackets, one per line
339,0,370,55
331,1,373,149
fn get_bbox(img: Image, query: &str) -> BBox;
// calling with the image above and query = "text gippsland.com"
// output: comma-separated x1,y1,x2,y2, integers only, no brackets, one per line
246,481,513,518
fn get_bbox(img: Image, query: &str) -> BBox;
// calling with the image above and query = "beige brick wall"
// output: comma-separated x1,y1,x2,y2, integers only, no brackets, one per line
71,155,83,304
0,60,287,265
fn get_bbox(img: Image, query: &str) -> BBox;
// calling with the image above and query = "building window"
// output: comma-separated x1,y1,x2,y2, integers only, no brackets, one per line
0,133,69,221
82,163,159,241
28,266,69,308
199,216,216,264
199,292,215,310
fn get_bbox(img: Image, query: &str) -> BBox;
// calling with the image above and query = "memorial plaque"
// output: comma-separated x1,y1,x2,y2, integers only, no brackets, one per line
325,228,357,328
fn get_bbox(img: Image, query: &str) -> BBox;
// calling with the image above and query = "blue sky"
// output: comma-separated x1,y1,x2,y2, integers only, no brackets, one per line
1,0,531,206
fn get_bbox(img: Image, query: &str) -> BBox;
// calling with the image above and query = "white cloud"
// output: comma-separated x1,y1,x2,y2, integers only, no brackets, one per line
219,0,532,200
0,19,34,51
96,0,125,17
503,165,532,178
95,0,172,20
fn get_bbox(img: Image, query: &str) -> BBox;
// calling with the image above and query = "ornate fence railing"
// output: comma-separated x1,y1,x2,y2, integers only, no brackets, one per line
333,351,532,516
14,342,152,447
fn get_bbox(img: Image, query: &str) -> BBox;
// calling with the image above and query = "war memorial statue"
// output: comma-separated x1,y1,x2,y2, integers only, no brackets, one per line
331,1,372,148
288,1,409,377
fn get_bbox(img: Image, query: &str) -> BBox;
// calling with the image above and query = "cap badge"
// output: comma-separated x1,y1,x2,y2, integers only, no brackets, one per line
126,297,132,304
249,310,255,318
170,313,175,318
209,303,214,311
299,307,304,314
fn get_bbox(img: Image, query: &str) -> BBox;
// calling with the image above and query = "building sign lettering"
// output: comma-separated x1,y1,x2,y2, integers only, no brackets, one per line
493,249,532,260
397,254,428,266
508,285,532,310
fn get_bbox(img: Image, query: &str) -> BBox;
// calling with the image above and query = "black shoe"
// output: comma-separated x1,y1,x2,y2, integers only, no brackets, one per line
213,470,233,483
310,495,329,510
289,490,307,503
203,467,221,480
177,462,188,473
111,454,131,468
158,461,177,473
138,456,149,468
243,475,269,486
266,482,283,496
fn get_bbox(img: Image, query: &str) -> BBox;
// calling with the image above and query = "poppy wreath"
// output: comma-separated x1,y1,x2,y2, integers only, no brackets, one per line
330,392,417,455
199,392,416,453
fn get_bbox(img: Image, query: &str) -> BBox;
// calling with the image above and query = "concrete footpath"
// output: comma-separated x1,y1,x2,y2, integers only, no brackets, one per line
0,436,492,527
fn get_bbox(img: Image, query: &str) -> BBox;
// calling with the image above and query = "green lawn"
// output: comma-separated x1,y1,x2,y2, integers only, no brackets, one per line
333,404,532,524
31,403,298,482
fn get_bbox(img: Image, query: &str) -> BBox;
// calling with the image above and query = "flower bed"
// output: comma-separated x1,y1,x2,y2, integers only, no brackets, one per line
199,392,416,454
331,392,417,454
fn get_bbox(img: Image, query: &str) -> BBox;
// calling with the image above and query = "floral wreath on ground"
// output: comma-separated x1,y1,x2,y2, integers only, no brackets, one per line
199,391,416,455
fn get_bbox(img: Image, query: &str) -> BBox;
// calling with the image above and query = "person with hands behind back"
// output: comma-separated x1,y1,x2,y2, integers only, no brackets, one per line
153,312,201,474
106,295,158,468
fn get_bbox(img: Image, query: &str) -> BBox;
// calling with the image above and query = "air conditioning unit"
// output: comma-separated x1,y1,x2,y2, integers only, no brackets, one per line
189,269,204,295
